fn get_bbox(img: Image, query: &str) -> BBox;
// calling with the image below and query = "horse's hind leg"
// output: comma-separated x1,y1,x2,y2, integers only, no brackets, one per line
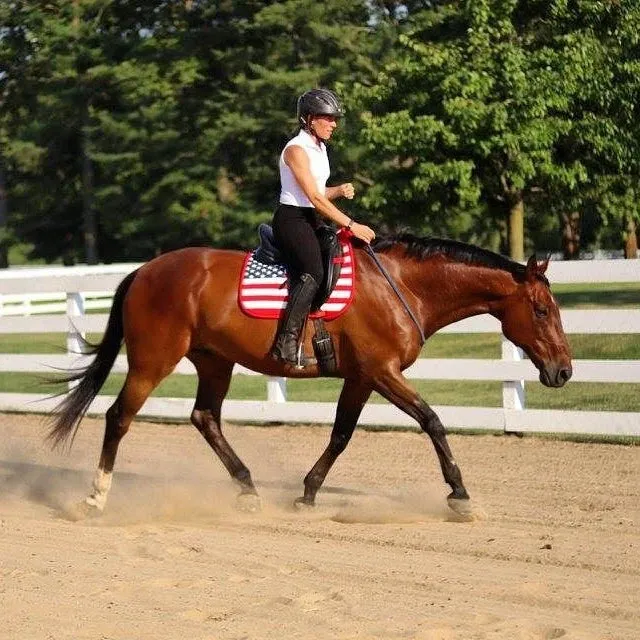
189,354,259,512
295,378,372,508
77,369,160,518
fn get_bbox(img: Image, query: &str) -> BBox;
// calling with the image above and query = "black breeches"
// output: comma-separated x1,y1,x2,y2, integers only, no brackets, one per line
272,204,324,284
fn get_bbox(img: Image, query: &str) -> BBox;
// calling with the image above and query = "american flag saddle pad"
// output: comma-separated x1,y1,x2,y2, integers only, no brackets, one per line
238,239,355,320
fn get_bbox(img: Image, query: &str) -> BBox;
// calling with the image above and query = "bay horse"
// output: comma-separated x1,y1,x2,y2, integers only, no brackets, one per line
49,234,572,519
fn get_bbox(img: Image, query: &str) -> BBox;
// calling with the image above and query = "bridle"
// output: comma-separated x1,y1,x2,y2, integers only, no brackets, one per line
364,244,426,346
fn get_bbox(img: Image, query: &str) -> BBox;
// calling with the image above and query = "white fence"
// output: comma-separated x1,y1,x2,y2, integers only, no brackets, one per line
1,260,639,436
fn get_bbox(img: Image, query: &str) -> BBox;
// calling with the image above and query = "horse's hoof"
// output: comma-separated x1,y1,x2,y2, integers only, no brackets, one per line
236,493,261,513
446,497,487,522
64,499,103,522
293,497,315,511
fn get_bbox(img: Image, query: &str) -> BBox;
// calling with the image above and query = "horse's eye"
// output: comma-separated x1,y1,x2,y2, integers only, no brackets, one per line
534,305,548,318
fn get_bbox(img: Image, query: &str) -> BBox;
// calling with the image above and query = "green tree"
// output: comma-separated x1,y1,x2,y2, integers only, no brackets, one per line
0,0,47,266
3,0,395,262
2,1,218,263
557,1,640,258
194,0,393,248
349,1,597,259
1,0,108,264
86,0,219,260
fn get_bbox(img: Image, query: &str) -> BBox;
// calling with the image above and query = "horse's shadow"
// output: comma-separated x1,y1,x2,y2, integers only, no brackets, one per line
0,457,371,518
0,458,140,514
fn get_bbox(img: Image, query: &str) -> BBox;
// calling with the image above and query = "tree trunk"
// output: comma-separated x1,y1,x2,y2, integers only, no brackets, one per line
0,165,9,269
82,106,98,265
508,195,524,261
561,211,581,260
623,215,638,259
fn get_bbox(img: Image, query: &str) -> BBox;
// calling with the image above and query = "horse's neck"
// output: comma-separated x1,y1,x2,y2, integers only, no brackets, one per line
402,259,517,334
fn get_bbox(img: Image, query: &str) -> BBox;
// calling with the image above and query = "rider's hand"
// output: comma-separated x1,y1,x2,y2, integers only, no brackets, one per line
351,222,375,244
340,183,355,200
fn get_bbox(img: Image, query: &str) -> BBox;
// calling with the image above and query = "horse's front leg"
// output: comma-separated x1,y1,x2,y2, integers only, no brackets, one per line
295,378,372,508
374,366,476,516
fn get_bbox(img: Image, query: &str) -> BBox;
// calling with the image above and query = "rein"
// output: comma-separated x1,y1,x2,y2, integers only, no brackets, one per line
364,244,426,345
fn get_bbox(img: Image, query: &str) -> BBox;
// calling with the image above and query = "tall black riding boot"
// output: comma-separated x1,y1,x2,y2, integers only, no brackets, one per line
271,273,319,367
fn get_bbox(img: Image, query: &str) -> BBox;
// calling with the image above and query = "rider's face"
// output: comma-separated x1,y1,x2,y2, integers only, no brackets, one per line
309,115,338,141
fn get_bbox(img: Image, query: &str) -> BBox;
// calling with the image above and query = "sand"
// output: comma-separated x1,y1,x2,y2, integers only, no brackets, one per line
0,412,638,640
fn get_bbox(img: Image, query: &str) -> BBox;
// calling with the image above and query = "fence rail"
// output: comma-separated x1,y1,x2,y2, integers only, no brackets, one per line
1,259,639,436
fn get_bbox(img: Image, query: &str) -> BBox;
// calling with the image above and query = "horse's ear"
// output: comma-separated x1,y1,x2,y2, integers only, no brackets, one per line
538,256,550,274
525,255,548,281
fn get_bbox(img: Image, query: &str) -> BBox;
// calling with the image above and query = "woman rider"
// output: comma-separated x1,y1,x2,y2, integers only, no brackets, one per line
270,88,376,367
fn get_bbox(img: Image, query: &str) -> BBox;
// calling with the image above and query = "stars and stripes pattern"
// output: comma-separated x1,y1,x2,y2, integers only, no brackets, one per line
238,241,355,320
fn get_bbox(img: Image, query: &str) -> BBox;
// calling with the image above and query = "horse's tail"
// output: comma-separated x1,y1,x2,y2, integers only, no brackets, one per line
48,269,139,449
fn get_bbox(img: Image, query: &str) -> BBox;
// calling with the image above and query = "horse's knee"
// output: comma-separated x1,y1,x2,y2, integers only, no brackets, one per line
190,408,206,432
328,432,351,455
420,414,446,438
191,407,217,429
191,409,225,443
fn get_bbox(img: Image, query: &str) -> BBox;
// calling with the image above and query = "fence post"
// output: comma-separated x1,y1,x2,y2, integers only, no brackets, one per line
267,377,287,403
67,291,85,389
501,336,524,431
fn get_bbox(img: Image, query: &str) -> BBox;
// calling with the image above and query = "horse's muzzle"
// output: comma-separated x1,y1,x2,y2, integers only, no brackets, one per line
539,364,573,388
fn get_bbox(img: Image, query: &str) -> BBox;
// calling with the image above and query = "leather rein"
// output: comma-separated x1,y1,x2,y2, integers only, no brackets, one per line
364,244,426,346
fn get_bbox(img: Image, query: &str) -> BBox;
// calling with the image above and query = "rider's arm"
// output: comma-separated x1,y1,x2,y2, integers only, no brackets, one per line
284,146,374,243
325,184,354,201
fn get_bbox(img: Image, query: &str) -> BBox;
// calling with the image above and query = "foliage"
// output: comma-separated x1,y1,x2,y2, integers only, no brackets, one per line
349,0,640,257
560,1,640,252
0,0,638,264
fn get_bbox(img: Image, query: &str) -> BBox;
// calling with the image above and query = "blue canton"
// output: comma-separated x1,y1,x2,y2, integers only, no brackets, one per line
245,251,287,280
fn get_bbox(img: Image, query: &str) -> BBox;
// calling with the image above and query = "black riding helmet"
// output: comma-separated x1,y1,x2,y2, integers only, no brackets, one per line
297,88,344,127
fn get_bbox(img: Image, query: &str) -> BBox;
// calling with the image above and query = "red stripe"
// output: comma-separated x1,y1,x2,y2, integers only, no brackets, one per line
242,281,352,287
240,289,350,297
240,284,351,291
238,238,355,320
241,282,287,288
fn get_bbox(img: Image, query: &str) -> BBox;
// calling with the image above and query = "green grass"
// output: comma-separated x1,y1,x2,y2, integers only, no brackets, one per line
0,332,116,354
2,371,638,413
1,282,638,412
2,331,639,360
552,282,640,308
421,333,640,360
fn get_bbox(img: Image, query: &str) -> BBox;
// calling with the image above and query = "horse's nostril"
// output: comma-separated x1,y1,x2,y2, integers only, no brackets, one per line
559,367,572,383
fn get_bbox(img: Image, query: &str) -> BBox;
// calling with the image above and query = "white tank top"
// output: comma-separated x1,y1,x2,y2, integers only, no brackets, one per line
279,129,330,207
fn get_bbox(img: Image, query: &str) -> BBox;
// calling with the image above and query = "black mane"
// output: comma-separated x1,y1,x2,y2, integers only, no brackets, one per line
371,234,527,279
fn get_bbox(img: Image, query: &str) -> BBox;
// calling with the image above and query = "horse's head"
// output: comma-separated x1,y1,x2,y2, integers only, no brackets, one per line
499,256,572,388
